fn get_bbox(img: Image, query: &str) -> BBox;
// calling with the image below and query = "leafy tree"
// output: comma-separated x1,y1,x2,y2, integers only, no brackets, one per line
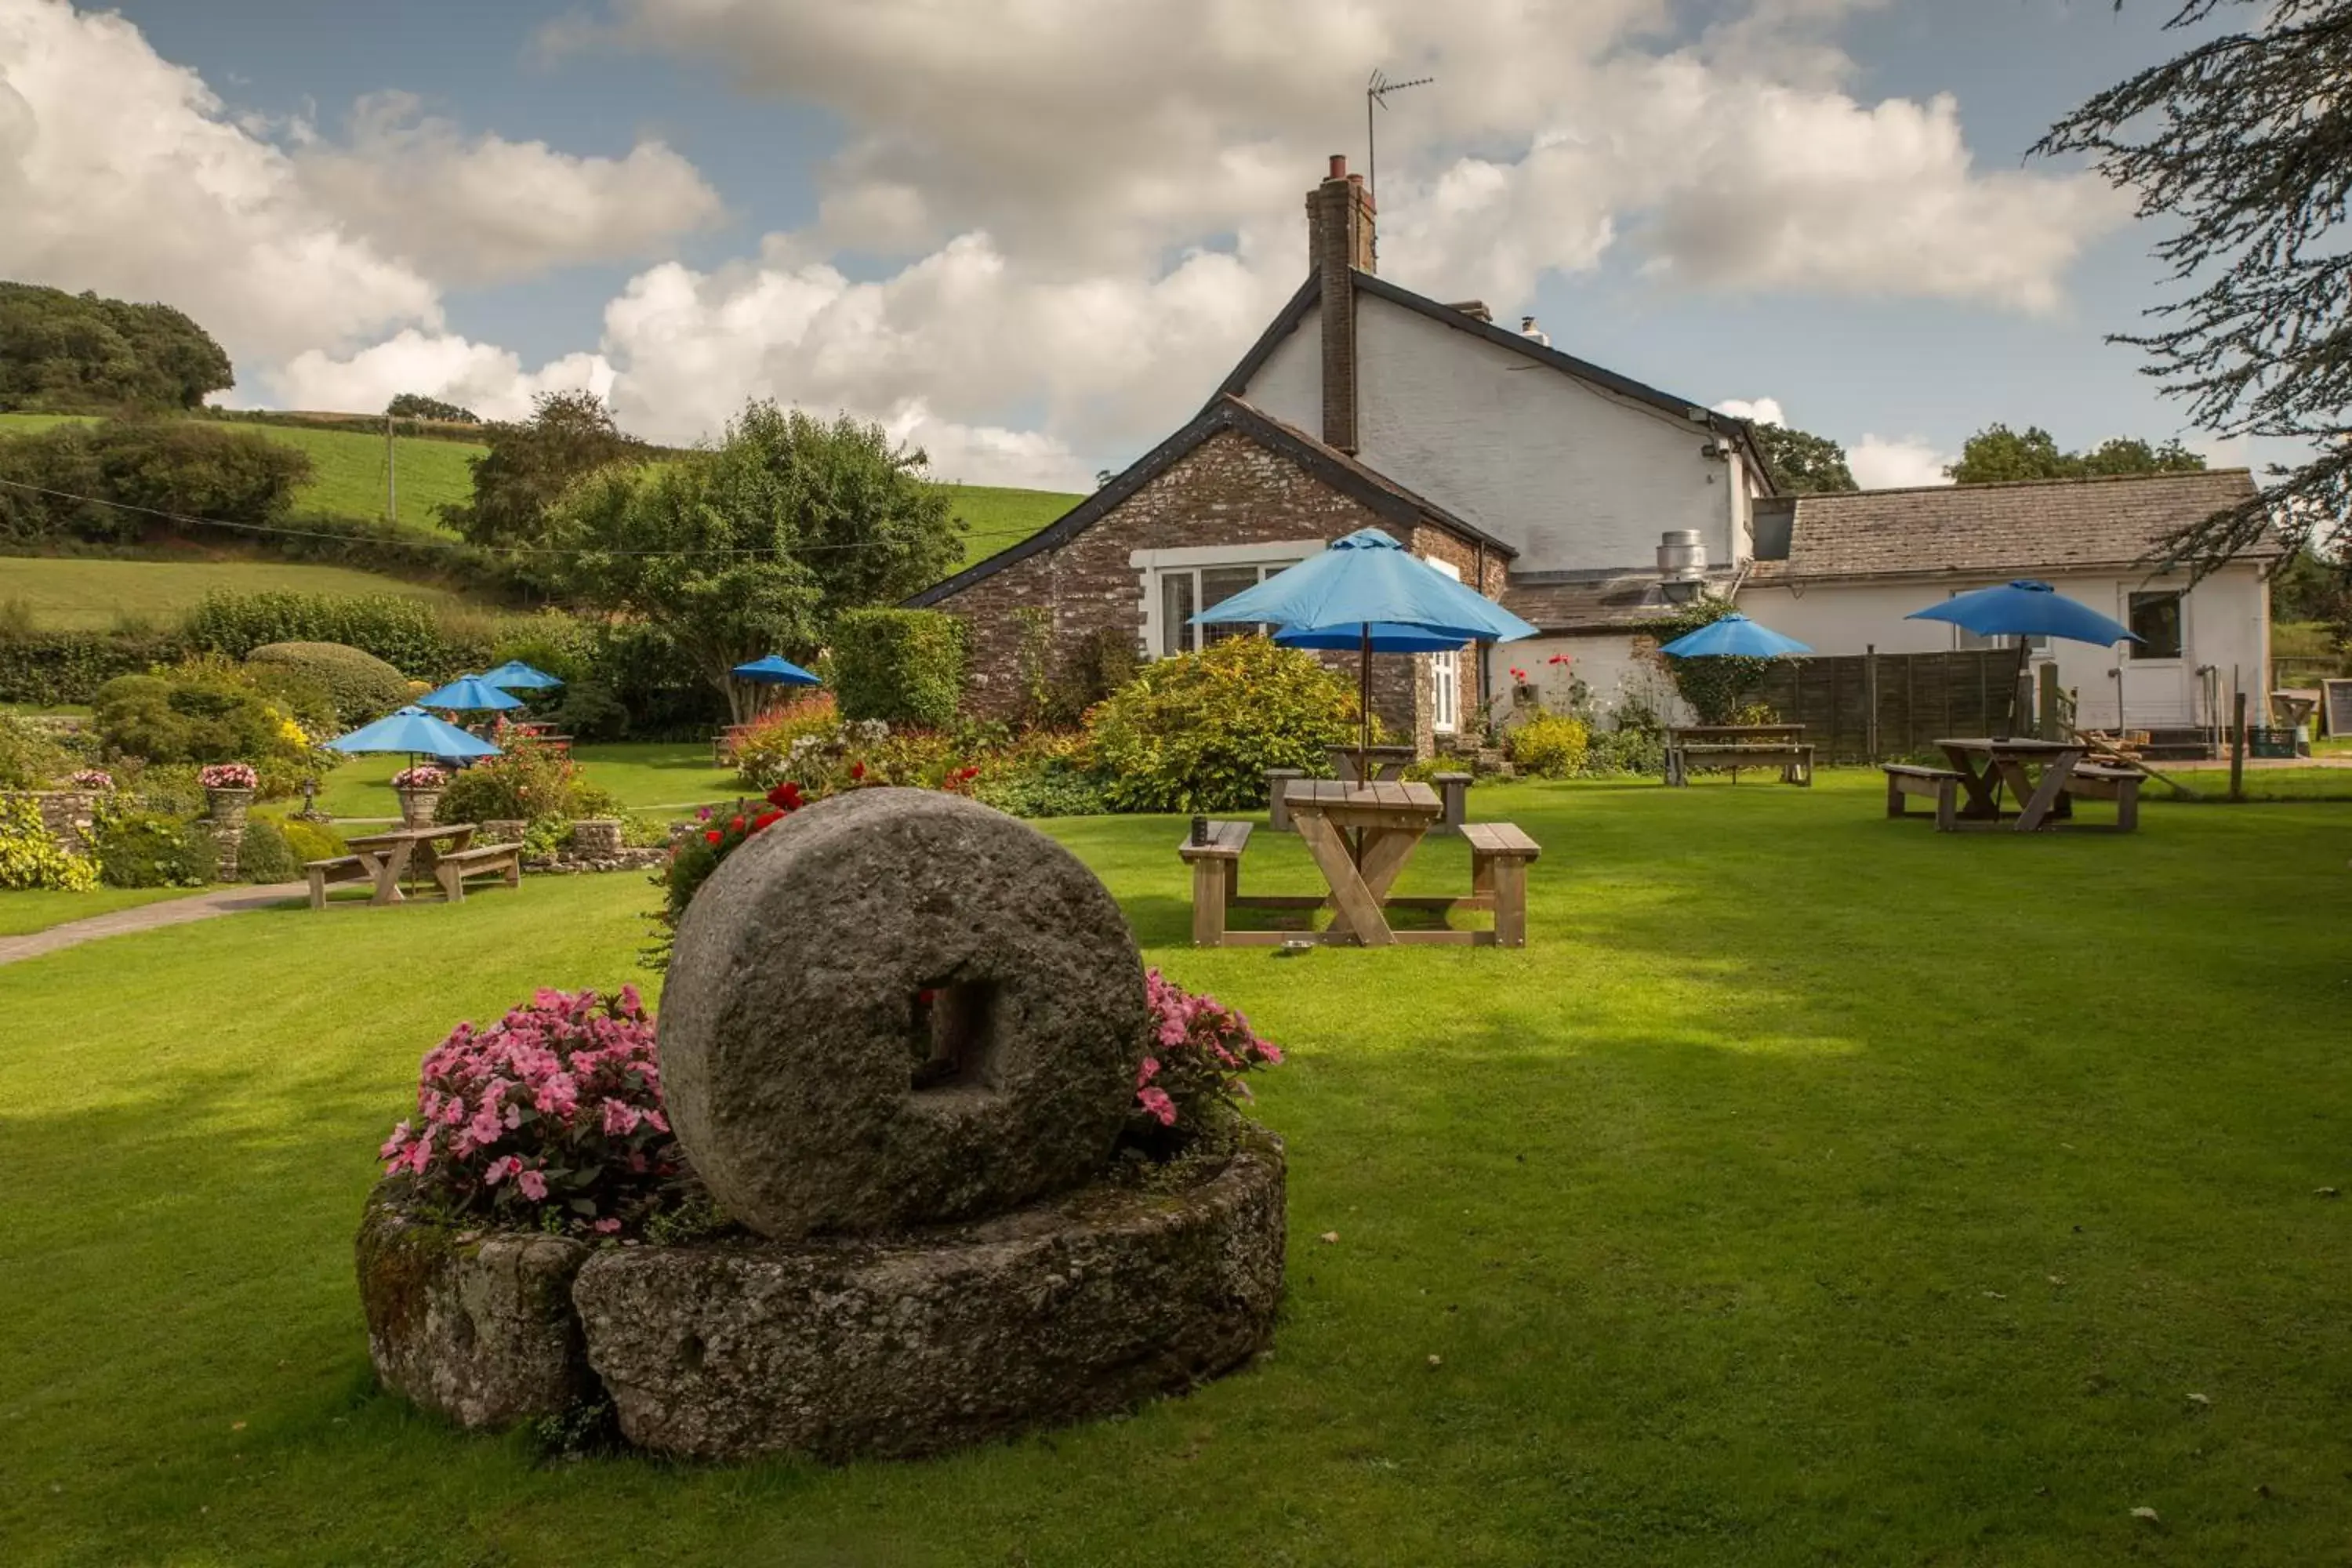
440,390,648,550
2034,0,2351,572
1748,422,1857,494
386,393,478,423
546,401,963,720
0,419,311,545
1945,423,2209,484
0,281,233,412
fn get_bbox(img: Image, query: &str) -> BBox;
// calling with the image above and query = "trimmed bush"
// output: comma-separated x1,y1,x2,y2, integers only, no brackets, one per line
0,628,186,707
1086,636,1360,813
181,591,449,673
92,660,320,774
236,817,299,883
829,608,964,728
245,641,409,725
1508,713,1590,779
93,807,215,887
280,818,346,865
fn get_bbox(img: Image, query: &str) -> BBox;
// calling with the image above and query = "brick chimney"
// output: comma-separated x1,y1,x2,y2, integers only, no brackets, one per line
1305,154,1374,452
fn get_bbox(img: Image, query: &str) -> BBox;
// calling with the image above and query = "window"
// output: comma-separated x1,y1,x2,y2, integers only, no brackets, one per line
1132,540,1327,659
1425,557,1461,734
2129,590,2183,659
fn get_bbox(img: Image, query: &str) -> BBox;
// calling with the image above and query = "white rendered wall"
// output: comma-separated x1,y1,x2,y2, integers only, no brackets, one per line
1236,295,1739,574
1505,633,1693,728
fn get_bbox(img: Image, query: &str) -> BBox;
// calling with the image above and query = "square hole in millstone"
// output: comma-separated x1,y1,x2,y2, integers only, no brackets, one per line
909,981,1000,1092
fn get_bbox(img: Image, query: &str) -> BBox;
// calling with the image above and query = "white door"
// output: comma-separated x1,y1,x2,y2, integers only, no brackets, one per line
1424,557,1463,735
2114,585,2194,728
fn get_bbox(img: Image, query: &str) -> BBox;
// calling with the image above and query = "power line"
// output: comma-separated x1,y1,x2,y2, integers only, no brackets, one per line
0,475,1052,561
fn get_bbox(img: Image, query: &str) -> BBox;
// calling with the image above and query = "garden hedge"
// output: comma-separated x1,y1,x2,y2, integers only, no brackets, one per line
0,629,185,707
245,641,410,725
829,609,965,728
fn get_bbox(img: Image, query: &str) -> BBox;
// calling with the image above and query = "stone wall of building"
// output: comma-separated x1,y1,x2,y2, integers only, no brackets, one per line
934,430,1493,749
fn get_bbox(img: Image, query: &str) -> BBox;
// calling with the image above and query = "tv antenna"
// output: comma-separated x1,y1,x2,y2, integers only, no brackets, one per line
1365,67,1434,225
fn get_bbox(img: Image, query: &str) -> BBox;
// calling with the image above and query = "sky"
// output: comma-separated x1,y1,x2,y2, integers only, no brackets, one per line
0,0,2272,493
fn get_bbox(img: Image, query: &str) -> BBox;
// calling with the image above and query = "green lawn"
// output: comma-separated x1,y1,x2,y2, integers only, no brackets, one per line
0,884,193,936
312,740,746,821
4,772,2350,1564
936,481,1079,569
0,555,465,631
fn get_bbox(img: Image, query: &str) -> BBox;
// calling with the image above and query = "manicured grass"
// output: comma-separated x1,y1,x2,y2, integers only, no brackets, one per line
0,884,192,936
4,772,2350,1564
0,555,464,631
936,481,1079,569
312,740,744,821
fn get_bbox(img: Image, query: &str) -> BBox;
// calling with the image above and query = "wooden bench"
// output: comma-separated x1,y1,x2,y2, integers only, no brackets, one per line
1668,743,1814,786
304,855,371,910
1431,771,1473,830
1461,821,1541,948
1882,764,1962,830
2062,762,2142,831
432,842,524,903
1177,820,1252,946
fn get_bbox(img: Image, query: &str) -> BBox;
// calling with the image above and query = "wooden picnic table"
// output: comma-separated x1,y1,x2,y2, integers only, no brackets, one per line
1283,779,1446,947
343,822,477,905
1327,744,1418,783
1936,738,2097,832
1664,724,1813,787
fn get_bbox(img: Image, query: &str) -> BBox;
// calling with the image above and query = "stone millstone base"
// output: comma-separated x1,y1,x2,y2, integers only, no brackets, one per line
355,1182,593,1429
573,1126,1286,1461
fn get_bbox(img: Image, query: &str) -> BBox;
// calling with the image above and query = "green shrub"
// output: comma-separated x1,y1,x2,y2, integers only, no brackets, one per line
280,818,346,864
181,591,449,673
129,760,205,817
0,793,99,890
830,609,964,727
245,641,409,725
1582,705,1668,777
1087,636,1360,813
0,419,310,545
92,659,320,778
435,734,606,828
0,628,186,706
1048,625,1140,725
0,714,72,789
93,806,215,887
1508,713,1590,779
731,693,840,789
1647,601,1774,724
235,817,299,883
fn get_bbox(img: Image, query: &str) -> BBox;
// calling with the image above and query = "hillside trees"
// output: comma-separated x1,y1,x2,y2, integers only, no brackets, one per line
545,401,964,719
441,391,650,552
1945,423,2209,485
0,420,312,544
386,394,478,423
0,282,233,412
1748,422,1858,494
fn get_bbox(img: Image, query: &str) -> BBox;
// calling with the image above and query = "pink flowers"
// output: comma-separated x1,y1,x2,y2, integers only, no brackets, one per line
68,768,114,792
391,764,447,789
1134,968,1283,1134
198,762,260,790
377,986,678,1236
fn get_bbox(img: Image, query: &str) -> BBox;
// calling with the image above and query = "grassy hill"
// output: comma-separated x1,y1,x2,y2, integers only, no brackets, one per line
937,482,1079,568
0,555,464,631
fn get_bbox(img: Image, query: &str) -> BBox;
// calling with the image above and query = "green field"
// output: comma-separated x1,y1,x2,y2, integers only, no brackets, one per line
5,774,2350,1564
0,412,96,435
936,481,1079,568
0,554,465,630
254,423,485,535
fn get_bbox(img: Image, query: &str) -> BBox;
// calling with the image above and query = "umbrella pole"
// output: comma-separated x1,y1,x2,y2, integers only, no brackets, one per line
1358,624,1372,786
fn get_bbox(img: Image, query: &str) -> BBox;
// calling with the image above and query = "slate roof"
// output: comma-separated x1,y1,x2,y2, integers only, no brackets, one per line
1748,470,2268,584
907,394,1512,607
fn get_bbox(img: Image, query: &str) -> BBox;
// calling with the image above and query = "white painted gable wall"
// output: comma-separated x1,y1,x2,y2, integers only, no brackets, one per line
1237,292,1751,575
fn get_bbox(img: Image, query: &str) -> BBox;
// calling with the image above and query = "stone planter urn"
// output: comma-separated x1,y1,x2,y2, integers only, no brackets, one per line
568,818,622,858
395,786,442,827
205,785,255,831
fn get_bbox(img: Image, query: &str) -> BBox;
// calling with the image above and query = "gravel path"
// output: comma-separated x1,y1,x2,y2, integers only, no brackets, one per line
0,883,309,967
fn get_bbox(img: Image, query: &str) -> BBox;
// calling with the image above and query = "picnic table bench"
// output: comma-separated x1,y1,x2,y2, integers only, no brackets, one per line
1178,781,1539,947
322,822,484,907
433,841,525,902
303,855,372,910
1882,764,1962,830
1894,739,2142,833
1664,724,1813,787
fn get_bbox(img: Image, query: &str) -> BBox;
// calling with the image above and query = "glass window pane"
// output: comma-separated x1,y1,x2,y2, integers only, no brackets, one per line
1200,565,1261,644
2128,592,2183,659
1160,572,1194,655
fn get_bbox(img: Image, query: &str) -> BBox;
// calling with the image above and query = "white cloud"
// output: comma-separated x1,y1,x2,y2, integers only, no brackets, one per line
267,329,613,423
0,0,437,363
292,92,724,285
1850,434,1953,490
1715,397,1788,426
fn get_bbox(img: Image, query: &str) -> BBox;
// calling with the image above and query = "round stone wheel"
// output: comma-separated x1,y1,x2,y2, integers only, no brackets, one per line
658,788,1148,1240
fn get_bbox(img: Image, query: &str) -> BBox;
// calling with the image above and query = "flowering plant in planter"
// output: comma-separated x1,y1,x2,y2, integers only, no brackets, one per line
1132,967,1283,1139
68,768,115,792
390,764,448,790
377,986,680,1234
198,762,260,790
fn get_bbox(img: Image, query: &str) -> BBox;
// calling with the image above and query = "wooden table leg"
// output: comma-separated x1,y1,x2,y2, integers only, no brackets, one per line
359,845,407,906
1327,825,1424,941
1941,748,2003,819
1296,812,1396,946
2012,749,2085,832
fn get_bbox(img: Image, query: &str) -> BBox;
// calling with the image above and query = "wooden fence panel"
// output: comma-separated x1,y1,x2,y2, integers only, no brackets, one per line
1755,648,2027,762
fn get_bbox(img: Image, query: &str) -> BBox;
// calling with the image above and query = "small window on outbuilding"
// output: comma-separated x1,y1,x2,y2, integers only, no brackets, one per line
2128,591,2183,659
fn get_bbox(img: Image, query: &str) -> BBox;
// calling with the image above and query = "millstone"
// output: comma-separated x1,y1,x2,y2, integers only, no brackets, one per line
657,788,1147,1240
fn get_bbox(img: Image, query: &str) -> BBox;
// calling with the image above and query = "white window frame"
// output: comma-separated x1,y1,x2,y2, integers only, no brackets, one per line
1424,555,1461,735
1131,539,1326,659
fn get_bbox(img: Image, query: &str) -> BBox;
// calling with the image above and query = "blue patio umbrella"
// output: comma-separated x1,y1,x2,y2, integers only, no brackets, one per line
1905,580,2140,647
1274,621,1467,654
1194,528,1537,775
731,655,822,686
479,659,564,691
416,674,526,712
325,706,501,761
1657,612,1813,659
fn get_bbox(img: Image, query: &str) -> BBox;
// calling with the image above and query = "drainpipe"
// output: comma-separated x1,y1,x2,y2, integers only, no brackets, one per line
1475,539,1491,735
